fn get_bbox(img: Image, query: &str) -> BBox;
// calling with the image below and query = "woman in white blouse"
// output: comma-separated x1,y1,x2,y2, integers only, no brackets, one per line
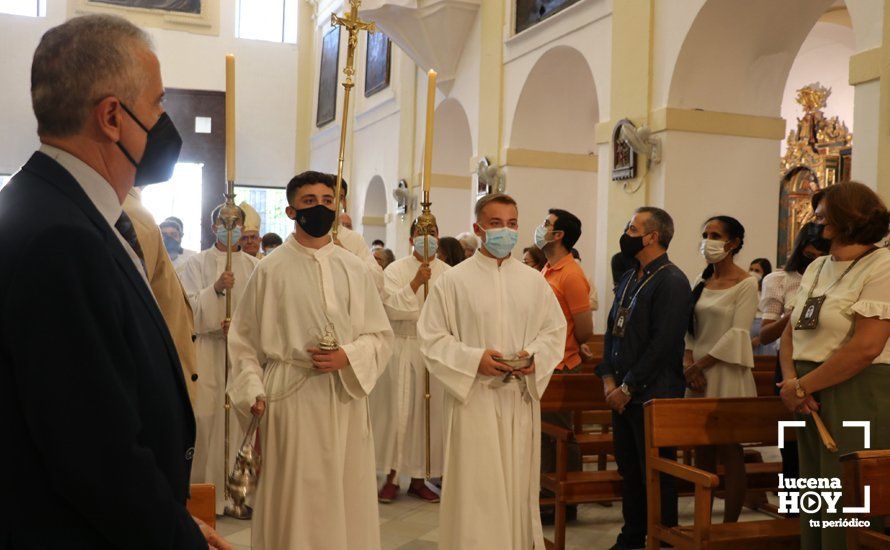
779,182,890,550
684,215,759,523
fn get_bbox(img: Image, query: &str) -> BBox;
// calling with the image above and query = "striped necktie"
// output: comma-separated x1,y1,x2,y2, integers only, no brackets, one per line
115,211,147,274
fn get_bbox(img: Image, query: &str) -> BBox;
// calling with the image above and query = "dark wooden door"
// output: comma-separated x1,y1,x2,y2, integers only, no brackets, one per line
163,88,226,250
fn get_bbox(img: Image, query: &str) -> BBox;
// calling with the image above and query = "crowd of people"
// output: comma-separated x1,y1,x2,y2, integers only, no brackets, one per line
3,13,890,550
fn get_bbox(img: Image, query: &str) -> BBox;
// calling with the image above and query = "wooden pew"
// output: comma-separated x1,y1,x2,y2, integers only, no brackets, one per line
187,483,216,529
841,450,890,549
540,373,619,550
753,355,779,398
644,397,799,549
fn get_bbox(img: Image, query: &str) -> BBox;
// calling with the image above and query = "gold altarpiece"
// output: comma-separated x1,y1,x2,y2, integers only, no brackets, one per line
778,83,852,266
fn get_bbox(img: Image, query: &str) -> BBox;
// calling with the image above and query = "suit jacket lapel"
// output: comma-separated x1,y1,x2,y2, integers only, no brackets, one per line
21,152,192,405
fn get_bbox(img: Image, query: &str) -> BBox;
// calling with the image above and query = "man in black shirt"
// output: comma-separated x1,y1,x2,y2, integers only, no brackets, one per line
596,206,691,550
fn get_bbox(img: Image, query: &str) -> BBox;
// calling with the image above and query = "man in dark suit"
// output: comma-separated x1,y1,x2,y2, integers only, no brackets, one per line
0,14,228,549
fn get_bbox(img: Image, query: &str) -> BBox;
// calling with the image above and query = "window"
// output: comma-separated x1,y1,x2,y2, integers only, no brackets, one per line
141,163,204,252
236,0,297,44
0,0,46,17
235,185,292,239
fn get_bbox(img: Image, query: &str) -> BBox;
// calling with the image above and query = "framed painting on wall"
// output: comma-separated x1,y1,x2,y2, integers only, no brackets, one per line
317,26,341,127
71,0,217,34
88,0,199,12
515,0,582,34
364,32,391,97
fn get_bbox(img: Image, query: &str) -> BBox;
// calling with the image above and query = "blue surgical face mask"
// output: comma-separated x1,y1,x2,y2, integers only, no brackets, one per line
216,226,242,246
482,227,519,258
534,224,552,250
413,235,438,258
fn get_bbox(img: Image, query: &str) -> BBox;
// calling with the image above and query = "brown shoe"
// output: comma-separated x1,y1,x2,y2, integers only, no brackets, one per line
378,482,399,503
407,483,440,503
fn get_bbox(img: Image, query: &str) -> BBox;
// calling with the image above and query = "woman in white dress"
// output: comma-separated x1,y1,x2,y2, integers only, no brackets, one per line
684,215,758,523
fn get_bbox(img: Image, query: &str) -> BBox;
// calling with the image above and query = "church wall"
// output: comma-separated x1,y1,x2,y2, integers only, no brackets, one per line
650,0,704,111
352,108,401,252
498,4,609,327
852,79,880,187
0,0,299,189
654,131,780,281
504,164,598,294
502,0,612,146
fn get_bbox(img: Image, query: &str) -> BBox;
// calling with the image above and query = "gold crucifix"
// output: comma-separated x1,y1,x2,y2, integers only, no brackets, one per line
329,1,376,243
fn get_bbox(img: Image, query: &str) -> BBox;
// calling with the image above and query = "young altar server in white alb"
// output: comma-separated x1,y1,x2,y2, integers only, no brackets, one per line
227,171,393,550
372,219,449,503
330,175,385,293
418,193,567,549
179,203,259,515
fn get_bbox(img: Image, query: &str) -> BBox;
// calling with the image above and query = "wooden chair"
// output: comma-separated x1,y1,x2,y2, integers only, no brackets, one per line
540,373,619,550
841,450,890,549
644,397,800,549
187,483,216,529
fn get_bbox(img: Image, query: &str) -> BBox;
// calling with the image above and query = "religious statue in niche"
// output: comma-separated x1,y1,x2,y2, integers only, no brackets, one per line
364,32,391,97
611,119,636,181
89,0,199,13
515,0,582,33
777,83,852,265
317,27,341,127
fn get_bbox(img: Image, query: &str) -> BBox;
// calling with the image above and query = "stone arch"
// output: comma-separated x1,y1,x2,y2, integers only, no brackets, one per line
362,175,388,246
510,45,598,153
430,98,474,238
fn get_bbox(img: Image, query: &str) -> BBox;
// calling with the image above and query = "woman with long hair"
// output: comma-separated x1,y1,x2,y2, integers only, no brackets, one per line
684,215,759,523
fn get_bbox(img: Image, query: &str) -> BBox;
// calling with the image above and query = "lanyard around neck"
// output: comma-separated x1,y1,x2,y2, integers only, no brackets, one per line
619,263,671,308
805,247,878,300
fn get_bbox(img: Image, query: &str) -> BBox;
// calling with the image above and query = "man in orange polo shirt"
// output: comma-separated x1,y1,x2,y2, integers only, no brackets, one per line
537,208,594,523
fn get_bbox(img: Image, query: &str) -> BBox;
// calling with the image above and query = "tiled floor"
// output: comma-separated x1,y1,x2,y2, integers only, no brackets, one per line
216,463,781,550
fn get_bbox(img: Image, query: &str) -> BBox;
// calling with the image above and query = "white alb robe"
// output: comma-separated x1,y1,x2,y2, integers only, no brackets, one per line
179,246,259,514
417,252,566,550
171,248,197,271
370,254,448,479
227,235,393,550
338,226,384,293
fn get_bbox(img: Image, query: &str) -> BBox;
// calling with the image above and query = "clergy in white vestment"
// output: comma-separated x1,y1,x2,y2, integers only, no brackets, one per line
159,216,197,270
371,220,448,504
179,203,260,514
418,193,567,550
227,171,393,550
328,174,384,293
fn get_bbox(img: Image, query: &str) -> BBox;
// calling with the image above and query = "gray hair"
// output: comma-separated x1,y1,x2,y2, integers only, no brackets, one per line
634,206,674,249
31,14,154,138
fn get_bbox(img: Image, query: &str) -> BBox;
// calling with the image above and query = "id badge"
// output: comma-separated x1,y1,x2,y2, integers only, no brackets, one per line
614,307,630,338
795,295,827,331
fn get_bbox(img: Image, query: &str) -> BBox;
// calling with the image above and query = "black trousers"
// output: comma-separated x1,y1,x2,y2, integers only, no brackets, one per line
612,403,678,548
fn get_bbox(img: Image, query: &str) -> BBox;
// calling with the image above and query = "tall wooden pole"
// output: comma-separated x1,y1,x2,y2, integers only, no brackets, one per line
330,0,375,243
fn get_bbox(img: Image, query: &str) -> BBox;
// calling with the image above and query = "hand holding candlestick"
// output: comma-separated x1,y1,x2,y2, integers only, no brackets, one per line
221,53,256,519
417,68,438,481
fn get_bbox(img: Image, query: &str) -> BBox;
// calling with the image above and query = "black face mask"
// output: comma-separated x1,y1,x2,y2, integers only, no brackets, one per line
619,232,647,258
163,234,183,255
293,204,336,238
117,103,183,186
806,223,832,252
